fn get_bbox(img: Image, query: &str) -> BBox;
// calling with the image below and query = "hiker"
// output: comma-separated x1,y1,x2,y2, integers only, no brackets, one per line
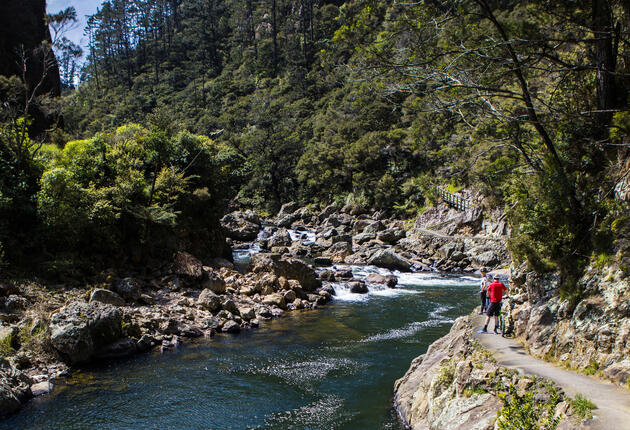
481,275,508,334
479,268,489,314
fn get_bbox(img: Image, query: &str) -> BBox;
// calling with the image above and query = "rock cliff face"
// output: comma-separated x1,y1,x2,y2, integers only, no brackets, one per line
0,0,61,135
509,265,630,387
394,316,582,430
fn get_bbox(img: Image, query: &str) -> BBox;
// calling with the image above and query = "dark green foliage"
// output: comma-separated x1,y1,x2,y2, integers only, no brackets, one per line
2,0,630,287
35,123,235,268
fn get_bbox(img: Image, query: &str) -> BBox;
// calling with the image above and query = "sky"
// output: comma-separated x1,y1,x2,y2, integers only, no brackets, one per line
46,0,103,56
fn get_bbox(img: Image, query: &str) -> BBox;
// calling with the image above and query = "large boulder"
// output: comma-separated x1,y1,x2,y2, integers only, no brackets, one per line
89,289,125,307
277,202,299,219
269,228,293,248
438,242,465,259
0,358,33,417
354,232,376,244
262,293,287,309
349,281,368,294
367,249,411,271
198,289,222,311
201,268,226,294
377,229,406,245
250,253,322,292
50,301,124,365
366,273,398,288
173,252,204,281
323,241,353,262
221,210,261,241
472,251,499,268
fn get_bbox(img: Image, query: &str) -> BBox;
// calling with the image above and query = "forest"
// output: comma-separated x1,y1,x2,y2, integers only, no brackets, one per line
1,0,630,298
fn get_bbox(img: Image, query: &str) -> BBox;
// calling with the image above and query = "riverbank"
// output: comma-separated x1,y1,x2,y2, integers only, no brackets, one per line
1,269,480,429
0,202,508,418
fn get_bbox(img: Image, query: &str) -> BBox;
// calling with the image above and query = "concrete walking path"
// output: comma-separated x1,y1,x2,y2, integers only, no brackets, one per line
472,314,630,430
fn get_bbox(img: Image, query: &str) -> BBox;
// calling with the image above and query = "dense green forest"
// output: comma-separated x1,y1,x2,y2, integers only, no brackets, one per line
2,0,630,296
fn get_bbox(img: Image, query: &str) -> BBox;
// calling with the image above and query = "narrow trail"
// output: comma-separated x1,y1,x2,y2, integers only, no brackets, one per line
472,314,630,429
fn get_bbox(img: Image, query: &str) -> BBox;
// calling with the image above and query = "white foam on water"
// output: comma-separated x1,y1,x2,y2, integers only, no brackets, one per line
329,264,476,302
397,272,478,287
359,319,453,343
287,228,316,244
332,283,370,302
242,357,364,388
253,394,355,430
429,304,454,319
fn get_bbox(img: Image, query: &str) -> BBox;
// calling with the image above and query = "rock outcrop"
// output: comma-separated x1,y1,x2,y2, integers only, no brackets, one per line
394,316,583,430
221,210,261,241
508,264,630,387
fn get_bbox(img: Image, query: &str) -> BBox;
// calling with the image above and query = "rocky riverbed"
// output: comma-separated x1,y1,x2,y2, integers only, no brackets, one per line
0,201,509,417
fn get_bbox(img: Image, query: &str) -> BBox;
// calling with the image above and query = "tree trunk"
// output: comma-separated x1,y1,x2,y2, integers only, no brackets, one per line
592,0,618,129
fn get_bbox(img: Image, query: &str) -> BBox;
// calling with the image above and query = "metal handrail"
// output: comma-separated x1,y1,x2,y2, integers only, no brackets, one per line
437,187,472,211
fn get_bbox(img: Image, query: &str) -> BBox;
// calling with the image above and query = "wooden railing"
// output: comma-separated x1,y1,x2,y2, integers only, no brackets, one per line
437,187,472,211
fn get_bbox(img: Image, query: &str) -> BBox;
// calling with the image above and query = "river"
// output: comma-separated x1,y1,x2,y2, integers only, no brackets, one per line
1,267,479,430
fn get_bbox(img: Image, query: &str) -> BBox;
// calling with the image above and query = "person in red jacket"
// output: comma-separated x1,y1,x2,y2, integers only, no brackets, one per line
480,275,508,334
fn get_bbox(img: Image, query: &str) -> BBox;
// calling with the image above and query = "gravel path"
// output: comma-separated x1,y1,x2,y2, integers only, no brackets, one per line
473,314,630,429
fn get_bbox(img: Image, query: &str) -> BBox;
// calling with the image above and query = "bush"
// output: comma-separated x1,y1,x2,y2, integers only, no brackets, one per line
496,383,560,430
35,124,233,271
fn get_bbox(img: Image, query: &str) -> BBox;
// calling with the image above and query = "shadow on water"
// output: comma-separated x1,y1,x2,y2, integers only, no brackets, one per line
1,271,479,430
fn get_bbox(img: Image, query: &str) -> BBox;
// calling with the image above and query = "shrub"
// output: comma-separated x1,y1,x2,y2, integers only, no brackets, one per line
496,383,560,430
569,394,596,420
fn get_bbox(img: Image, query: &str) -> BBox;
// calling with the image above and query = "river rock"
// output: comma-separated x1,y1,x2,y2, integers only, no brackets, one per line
173,251,204,281
319,270,336,282
239,307,255,321
221,297,239,314
198,289,222,311
377,229,406,244
472,251,499,267
438,242,464,259
314,256,332,266
336,269,353,279
136,334,157,352
323,241,353,262
50,301,123,365
250,253,321,292
222,320,241,334
115,278,142,301
255,305,273,320
269,228,292,247
354,232,376,244
366,273,398,288
89,289,125,307
277,202,299,218
349,281,368,294
262,293,287,310
283,290,297,303
221,210,261,241
30,381,52,397
0,358,32,416
201,268,226,294
367,249,411,271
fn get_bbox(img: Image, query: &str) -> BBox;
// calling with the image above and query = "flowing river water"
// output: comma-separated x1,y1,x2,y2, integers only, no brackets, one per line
1,261,479,429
